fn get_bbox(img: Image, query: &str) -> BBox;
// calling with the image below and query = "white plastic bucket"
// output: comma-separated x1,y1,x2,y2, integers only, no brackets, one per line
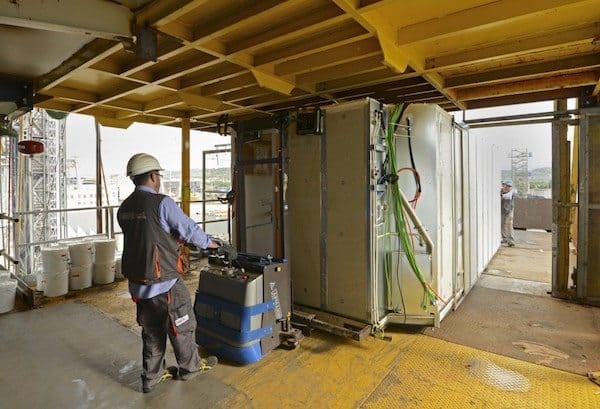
41,246,70,274
43,270,69,297
93,262,116,285
68,242,94,266
69,264,93,290
0,279,17,314
114,257,123,279
94,239,116,263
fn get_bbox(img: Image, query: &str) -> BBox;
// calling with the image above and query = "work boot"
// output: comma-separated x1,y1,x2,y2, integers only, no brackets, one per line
178,356,218,381
142,366,177,393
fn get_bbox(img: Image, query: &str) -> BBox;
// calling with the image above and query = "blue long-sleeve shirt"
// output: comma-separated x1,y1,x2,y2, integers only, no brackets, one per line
128,185,210,298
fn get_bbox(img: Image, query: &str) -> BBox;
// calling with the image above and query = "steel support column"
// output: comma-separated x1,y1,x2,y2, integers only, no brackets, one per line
551,99,571,298
181,117,191,216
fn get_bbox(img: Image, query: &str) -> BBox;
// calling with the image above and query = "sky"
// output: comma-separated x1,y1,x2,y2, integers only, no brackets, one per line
66,114,231,177
66,100,559,178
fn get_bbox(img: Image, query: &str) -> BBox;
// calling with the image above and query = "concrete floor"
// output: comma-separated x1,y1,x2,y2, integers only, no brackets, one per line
1,235,599,408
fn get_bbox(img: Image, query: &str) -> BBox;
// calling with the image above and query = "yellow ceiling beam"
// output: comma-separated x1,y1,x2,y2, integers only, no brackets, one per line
96,117,135,129
251,70,295,96
395,0,589,45
426,23,600,70
456,71,599,101
593,78,600,96
200,73,257,96
178,92,226,111
332,0,464,109
317,68,418,93
465,86,589,109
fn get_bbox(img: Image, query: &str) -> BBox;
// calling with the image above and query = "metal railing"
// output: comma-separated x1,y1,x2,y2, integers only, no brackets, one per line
8,198,231,276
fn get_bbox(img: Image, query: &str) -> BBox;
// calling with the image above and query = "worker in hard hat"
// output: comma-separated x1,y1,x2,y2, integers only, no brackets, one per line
501,180,515,247
117,153,219,393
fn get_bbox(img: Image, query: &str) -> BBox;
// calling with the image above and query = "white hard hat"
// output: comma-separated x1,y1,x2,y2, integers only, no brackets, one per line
126,153,163,178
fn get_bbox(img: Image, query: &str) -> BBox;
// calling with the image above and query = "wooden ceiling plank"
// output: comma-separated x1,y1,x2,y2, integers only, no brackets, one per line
446,53,600,88
426,23,600,70
465,86,593,108
275,37,381,76
396,0,587,45
254,24,370,66
200,72,257,96
191,0,290,43
136,0,210,28
227,7,346,55
297,54,384,86
456,71,599,101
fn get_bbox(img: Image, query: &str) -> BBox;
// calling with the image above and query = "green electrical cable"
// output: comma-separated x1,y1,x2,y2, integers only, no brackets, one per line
385,104,436,310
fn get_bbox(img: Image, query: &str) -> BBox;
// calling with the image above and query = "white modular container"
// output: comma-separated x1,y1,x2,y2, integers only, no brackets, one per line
288,99,503,329
114,257,123,279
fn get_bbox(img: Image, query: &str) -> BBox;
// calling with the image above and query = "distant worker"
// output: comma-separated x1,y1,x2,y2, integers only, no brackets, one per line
117,153,219,393
501,180,515,247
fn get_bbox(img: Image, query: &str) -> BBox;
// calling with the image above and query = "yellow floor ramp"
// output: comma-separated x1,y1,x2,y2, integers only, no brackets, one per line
215,331,599,409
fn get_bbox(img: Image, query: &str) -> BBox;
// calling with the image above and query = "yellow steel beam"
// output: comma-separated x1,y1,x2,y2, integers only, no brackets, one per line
95,116,134,129
331,0,464,109
445,54,600,89
426,23,600,70
251,70,295,95
200,72,257,96
593,77,600,96
395,0,588,45
177,92,227,112
316,68,418,92
456,71,599,101
181,117,191,216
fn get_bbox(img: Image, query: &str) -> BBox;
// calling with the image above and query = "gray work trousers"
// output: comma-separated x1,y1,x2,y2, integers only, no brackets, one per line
501,210,515,245
135,278,200,387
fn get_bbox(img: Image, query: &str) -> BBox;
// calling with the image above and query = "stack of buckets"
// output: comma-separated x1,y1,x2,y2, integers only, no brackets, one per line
93,239,116,285
40,245,70,297
67,241,94,290
0,270,17,314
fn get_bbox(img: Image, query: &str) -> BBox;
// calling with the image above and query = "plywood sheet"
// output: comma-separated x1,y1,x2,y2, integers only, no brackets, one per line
288,131,322,308
325,101,369,320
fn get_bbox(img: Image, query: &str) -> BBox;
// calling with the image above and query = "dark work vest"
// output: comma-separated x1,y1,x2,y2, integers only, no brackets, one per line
117,189,182,284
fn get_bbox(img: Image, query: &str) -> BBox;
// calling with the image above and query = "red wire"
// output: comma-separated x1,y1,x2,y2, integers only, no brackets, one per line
397,167,421,205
